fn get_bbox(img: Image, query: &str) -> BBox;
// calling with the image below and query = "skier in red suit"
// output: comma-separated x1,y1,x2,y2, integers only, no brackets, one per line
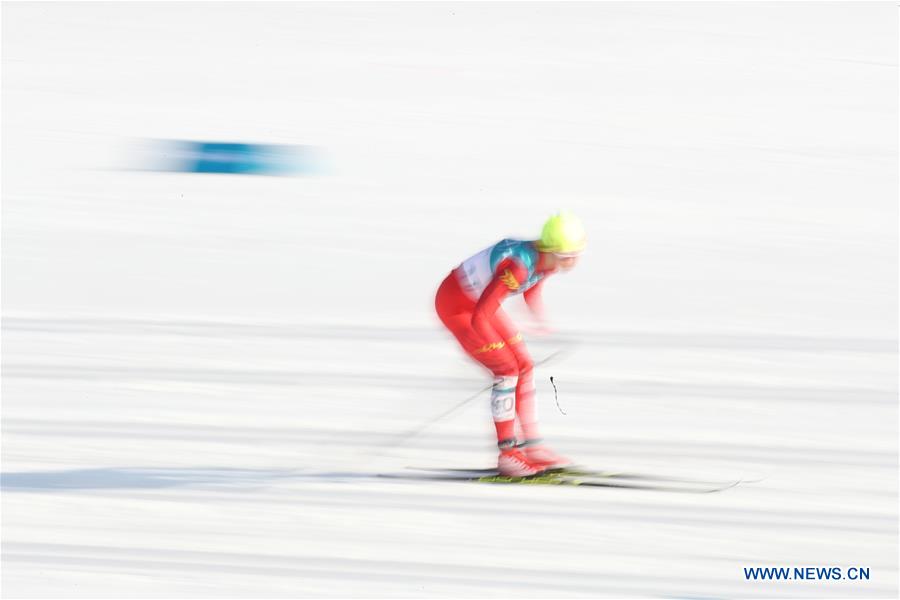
435,212,586,476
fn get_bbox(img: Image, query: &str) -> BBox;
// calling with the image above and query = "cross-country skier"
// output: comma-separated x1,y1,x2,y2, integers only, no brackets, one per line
435,212,586,476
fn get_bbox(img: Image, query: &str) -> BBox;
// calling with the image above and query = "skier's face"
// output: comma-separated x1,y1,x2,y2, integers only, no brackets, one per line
555,254,579,271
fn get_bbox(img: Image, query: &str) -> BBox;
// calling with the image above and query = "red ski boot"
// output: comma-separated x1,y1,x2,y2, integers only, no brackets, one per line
497,443,545,477
519,439,572,470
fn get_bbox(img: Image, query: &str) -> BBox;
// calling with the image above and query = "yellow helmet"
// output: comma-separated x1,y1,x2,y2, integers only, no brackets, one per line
538,211,586,255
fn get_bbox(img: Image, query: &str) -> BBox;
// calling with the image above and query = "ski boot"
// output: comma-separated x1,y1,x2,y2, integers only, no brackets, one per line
497,439,545,477
518,438,572,471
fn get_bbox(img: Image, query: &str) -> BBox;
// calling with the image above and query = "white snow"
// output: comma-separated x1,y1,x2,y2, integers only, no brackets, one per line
2,3,897,598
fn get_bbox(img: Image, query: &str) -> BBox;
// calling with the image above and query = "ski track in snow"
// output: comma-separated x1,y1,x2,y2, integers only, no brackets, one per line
2,3,897,598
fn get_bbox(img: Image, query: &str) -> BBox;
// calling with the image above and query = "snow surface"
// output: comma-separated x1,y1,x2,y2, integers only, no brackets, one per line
2,2,897,598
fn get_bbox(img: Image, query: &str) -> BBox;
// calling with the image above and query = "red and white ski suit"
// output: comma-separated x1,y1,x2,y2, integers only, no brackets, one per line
434,239,551,446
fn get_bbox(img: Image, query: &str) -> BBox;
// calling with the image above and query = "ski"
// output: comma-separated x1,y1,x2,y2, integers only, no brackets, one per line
408,466,745,487
382,470,743,493
476,473,741,493
546,466,751,486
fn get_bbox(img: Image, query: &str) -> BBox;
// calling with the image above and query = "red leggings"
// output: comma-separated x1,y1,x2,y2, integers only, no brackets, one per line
435,272,540,443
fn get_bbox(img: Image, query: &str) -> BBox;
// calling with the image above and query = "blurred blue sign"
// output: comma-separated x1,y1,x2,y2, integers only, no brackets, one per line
126,139,323,176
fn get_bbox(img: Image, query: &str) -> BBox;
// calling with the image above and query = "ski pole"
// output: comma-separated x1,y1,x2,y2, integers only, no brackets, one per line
376,346,573,455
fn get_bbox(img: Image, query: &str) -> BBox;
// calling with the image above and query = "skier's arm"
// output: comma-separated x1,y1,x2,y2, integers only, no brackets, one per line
523,278,546,320
471,259,527,343
524,274,557,336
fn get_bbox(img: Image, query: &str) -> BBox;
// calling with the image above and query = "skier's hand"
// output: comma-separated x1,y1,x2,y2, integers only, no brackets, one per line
523,321,556,337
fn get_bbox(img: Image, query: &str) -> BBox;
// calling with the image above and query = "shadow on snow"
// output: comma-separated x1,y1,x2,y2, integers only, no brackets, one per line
0,467,374,490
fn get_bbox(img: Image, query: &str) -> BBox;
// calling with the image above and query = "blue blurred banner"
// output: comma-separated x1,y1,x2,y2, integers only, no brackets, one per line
125,139,324,176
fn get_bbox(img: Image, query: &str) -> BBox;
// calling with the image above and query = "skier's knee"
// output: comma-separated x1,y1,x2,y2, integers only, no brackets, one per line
516,357,534,377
